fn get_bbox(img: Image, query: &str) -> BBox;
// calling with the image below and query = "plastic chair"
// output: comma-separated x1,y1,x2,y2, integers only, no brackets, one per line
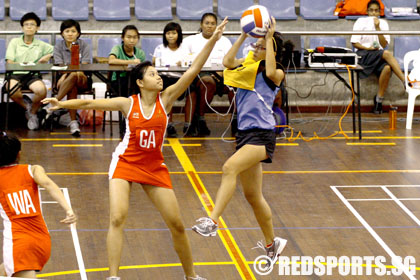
141,37,163,62
404,50,420,129
10,0,47,20
300,0,338,20
259,0,297,20
393,37,420,69
52,0,89,21
382,0,420,20
217,0,253,20
0,0,5,20
97,38,121,59
135,0,172,20
176,0,212,20
93,0,130,20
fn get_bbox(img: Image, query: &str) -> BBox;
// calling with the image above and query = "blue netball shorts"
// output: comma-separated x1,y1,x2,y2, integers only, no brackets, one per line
235,128,276,163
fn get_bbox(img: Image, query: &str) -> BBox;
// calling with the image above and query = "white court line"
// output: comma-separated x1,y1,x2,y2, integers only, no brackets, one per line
39,188,87,280
336,185,420,188
381,186,420,226
62,188,88,280
347,198,420,201
331,186,417,280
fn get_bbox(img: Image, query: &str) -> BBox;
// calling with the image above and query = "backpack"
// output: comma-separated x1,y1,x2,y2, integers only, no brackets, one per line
334,0,385,17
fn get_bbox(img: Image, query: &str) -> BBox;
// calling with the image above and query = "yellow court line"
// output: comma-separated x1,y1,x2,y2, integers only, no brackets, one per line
52,144,103,147
50,132,98,135
45,169,420,176
37,262,236,277
336,130,383,134
168,138,256,280
21,138,120,141
163,143,202,147
276,143,299,146
36,260,420,278
334,136,420,140
346,142,396,146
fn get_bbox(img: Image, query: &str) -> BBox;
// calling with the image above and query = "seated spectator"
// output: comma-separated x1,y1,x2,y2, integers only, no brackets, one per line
351,0,405,114
4,12,53,130
153,22,196,137
53,19,92,137
108,25,146,97
183,13,234,136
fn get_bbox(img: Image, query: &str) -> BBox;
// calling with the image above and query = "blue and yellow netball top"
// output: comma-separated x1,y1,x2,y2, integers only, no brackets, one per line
224,52,279,131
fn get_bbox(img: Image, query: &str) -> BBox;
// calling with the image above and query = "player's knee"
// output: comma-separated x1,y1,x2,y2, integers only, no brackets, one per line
222,161,238,177
110,213,127,228
168,219,185,235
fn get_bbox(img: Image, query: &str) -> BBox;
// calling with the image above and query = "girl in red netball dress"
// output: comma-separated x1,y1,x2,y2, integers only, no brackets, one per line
43,18,228,280
0,133,77,278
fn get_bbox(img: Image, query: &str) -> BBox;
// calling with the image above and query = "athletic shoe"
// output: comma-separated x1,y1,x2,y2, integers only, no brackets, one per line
197,119,211,136
184,275,207,280
69,120,80,137
192,217,218,237
27,113,39,130
166,124,177,138
372,96,383,114
106,277,120,280
254,237,287,270
183,123,198,137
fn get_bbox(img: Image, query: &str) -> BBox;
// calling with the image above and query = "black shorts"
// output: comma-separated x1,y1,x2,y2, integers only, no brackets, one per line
3,73,43,91
235,128,276,163
357,49,388,79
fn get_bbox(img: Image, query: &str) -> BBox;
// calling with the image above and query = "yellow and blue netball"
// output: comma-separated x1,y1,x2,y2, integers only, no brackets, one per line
240,5,271,38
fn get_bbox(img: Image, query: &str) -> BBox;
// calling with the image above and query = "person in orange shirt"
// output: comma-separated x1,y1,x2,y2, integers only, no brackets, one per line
0,132,77,278
42,18,228,280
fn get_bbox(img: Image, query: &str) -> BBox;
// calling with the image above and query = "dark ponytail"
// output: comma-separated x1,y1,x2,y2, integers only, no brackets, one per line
0,132,21,166
129,61,153,95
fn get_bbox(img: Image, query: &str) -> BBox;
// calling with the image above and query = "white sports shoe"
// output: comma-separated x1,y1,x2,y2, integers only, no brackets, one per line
27,112,39,130
69,120,80,137
106,277,120,280
254,237,287,270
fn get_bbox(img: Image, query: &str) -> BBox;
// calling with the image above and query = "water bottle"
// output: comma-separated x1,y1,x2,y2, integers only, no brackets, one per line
155,48,162,67
389,107,397,130
70,42,80,65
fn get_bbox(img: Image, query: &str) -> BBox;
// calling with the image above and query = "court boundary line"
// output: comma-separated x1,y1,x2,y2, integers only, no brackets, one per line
40,188,87,280
331,185,417,280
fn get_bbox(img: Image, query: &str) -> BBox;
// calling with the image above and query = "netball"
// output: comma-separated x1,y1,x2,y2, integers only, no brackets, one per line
240,5,271,38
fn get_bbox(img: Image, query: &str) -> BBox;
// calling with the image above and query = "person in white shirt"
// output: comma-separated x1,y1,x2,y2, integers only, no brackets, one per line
351,0,405,114
153,22,195,137
183,13,233,136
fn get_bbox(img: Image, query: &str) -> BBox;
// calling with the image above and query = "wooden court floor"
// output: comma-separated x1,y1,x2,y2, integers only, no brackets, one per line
2,112,420,280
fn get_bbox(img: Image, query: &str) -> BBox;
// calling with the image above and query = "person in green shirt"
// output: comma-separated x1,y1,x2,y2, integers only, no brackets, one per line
4,12,53,130
108,25,146,97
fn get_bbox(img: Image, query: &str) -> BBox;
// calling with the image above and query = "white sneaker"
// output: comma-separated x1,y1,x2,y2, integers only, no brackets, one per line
27,113,39,130
69,120,80,137
254,237,287,270
106,277,120,280
192,217,218,237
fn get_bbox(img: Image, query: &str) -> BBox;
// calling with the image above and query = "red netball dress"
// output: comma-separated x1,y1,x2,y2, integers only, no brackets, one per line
0,164,51,276
109,93,173,189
